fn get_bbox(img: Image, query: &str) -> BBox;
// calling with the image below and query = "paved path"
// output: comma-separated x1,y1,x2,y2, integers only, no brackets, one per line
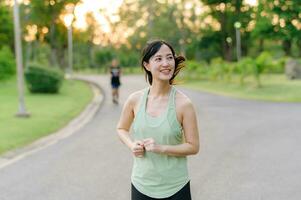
0,75,300,200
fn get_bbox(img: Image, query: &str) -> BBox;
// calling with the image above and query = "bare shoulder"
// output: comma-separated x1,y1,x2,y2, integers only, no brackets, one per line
125,89,145,110
175,89,194,109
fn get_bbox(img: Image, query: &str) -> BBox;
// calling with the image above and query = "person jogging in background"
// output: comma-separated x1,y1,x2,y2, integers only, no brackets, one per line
110,58,121,104
117,39,200,200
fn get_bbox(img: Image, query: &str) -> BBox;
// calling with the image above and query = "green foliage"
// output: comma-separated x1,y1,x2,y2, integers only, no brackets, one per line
94,48,114,70
235,57,255,85
0,46,15,80
200,0,254,61
94,48,140,72
0,2,13,49
198,32,222,62
24,63,64,93
73,43,90,70
253,0,301,56
185,53,287,88
32,43,52,66
118,51,139,67
184,74,301,102
209,57,224,81
0,79,93,155
266,56,287,74
117,0,199,57
26,0,81,67
255,51,272,73
185,60,209,80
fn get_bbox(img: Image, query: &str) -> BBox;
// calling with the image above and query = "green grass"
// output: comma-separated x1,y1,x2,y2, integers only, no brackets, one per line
182,74,301,102
0,77,93,155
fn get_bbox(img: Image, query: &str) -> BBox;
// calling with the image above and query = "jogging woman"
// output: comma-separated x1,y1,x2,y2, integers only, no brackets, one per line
117,40,200,199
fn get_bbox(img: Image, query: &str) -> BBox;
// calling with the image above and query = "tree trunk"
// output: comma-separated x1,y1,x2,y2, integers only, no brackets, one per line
49,18,58,67
88,41,94,68
297,39,301,57
219,10,230,61
282,39,292,56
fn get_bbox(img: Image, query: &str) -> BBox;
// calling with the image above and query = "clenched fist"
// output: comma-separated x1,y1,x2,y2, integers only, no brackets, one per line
143,138,163,153
131,140,145,158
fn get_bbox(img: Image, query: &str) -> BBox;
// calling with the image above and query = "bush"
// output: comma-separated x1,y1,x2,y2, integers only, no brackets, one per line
236,57,255,85
185,60,209,80
255,51,272,74
24,63,64,93
267,57,287,74
94,48,114,71
0,46,15,80
209,57,226,81
118,51,139,67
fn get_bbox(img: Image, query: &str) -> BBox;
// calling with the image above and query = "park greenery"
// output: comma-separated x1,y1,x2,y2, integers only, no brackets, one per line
0,77,93,154
0,0,301,154
0,0,300,97
25,63,64,93
0,0,300,83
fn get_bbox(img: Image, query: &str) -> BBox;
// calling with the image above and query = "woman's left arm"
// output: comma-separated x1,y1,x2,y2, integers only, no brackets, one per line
144,100,200,157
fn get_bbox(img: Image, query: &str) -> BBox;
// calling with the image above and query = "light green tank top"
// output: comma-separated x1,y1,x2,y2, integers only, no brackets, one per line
131,86,189,198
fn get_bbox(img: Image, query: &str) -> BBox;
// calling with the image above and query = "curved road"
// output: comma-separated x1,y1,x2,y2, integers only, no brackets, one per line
0,75,300,200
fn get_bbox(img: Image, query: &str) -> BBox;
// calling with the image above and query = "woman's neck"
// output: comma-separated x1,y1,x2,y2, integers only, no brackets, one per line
149,81,171,98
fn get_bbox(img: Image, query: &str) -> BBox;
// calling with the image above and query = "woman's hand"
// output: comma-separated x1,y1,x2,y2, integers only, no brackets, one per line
143,138,163,154
131,141,145,158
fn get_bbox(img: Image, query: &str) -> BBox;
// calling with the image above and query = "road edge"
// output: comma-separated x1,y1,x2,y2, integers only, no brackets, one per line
0,76,105,169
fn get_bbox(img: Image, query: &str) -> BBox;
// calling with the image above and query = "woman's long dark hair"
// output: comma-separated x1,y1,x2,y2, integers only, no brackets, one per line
141,40,185,85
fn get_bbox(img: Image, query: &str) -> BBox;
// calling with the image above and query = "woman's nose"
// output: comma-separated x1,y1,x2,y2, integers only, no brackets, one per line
162,59,169,66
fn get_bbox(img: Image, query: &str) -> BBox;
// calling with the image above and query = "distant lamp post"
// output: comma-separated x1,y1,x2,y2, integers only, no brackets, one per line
13,0,30,117
63,13,74,78
234,21,242,61
226,37,232,44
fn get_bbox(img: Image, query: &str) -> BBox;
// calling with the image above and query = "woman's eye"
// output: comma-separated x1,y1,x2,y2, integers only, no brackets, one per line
155,58,161,61
167,56,173,60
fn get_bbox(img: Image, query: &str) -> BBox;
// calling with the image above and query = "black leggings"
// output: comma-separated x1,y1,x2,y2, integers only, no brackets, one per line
131,182,192,200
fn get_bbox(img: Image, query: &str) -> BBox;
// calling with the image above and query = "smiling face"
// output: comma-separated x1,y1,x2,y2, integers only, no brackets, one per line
143,44,175,83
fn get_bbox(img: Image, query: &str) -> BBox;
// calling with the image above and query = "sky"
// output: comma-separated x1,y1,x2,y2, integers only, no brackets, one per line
245,0,257,6
73,0,123,32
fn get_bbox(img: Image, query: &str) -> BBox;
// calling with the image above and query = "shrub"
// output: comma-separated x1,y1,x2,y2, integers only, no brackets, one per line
267,57,287,74
255,51,272,74
0,46,15,80
209,57,225,81
186,60,202,71
24,63,64,93
223,61,236,82
119,51,139,67
254,51,273,87
94,48,114,71
236,57,255,85
185,60,208,80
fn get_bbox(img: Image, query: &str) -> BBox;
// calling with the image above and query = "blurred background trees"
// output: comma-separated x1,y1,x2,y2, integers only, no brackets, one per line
0,0,300,82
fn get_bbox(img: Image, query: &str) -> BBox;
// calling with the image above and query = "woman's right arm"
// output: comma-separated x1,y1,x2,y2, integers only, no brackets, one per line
116,94,145,157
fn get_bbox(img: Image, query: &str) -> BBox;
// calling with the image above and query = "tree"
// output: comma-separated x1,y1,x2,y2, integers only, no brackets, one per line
253,0,301,56
25,0,80,67
200,0,254,61
116,0,201,56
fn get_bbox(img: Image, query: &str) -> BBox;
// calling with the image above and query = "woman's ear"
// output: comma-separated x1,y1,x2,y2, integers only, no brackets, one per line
143,61,150,72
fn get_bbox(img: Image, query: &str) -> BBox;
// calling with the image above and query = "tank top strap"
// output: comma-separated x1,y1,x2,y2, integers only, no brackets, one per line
138,87,150,116
168,86,176,110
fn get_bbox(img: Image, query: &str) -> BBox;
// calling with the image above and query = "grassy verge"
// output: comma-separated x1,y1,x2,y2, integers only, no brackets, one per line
182,74,301,102
0,77,93,155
